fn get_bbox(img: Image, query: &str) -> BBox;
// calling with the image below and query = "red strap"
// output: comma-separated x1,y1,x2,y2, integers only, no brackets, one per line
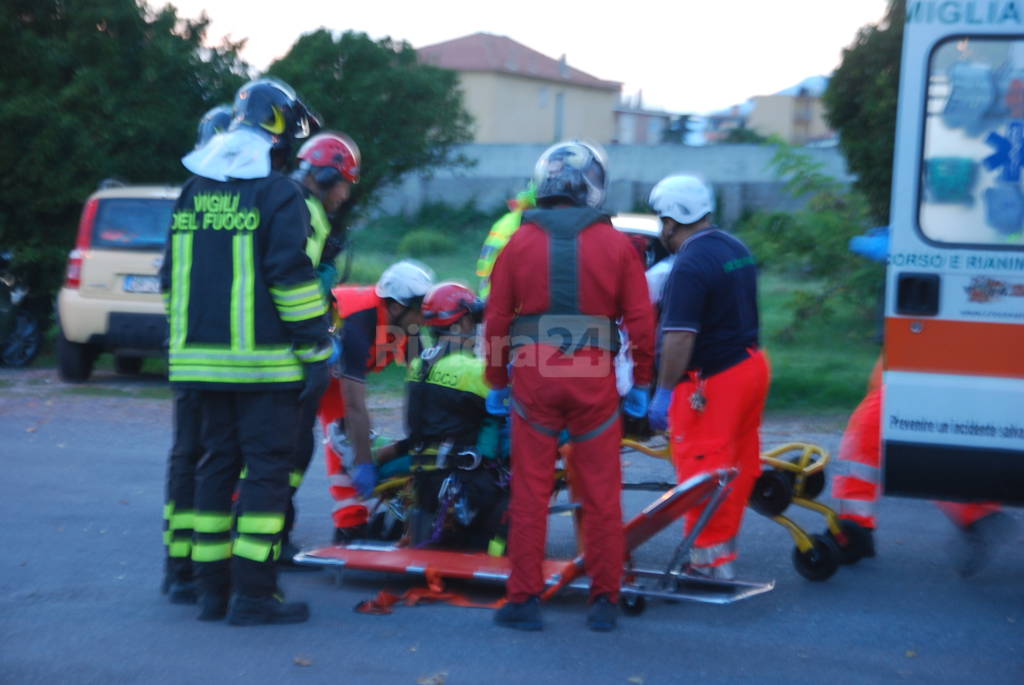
354,569,506,614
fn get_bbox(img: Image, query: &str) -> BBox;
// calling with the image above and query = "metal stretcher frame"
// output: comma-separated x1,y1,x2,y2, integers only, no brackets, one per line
295,467,775,608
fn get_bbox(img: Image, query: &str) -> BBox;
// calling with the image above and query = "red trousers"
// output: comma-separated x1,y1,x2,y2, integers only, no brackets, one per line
506,347,624,603
318,377,367,529
669,350,770,568
832,386,1000,530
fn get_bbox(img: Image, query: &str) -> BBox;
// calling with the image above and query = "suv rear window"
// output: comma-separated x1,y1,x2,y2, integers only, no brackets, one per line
92,198,174,250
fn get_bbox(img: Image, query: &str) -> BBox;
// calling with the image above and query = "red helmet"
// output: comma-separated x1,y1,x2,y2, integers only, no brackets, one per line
296,131,361,186
422,282,482,328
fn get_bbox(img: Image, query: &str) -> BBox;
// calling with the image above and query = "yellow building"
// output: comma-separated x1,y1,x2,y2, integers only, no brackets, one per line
417,32,621,145
747,88,834,145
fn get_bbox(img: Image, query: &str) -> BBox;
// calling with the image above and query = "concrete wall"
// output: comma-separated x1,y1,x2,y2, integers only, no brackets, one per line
373,143,853,226
459,72,618,144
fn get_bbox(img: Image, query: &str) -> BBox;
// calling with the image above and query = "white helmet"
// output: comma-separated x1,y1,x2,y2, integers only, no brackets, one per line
648,175,714,225
532,140,607,208
375,260,435,307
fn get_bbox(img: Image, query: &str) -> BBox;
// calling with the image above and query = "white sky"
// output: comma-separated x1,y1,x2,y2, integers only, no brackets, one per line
158,0,889,114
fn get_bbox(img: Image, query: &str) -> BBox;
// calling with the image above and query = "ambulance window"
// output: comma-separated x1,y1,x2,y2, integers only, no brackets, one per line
921,37,1024,248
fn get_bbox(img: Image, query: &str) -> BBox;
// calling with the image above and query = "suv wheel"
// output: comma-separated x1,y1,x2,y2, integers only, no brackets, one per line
114,355,144,375
58,332,97,383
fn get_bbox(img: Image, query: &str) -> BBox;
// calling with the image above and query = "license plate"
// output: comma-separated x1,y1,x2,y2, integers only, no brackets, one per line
123,275,161,294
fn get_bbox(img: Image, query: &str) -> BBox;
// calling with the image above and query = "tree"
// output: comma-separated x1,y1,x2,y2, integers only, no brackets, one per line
736,143,883,339
267,29,474,222
823,0,904,224
0,0,246,301
661,114,693,144
722,127,768,144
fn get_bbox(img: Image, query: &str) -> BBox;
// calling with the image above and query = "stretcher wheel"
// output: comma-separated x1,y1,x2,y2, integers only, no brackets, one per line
750,470,793,517
788,457,825,499
620,594,646,616
830,520,873,565
792,534,840,581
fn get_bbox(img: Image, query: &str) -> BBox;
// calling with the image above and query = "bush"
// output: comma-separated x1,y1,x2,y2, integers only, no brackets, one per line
397,229,457,257
736,142,884,342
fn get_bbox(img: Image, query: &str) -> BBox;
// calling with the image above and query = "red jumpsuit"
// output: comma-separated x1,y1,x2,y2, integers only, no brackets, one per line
320,286,407,529
485,207,654,603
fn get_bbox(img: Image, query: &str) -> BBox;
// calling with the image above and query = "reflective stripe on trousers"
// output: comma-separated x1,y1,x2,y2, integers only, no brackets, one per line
831,387,882,529
690,538,738,568
317,379,368,529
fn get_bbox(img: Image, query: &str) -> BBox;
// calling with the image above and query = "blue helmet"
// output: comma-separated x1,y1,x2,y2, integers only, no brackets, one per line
195,105,232,149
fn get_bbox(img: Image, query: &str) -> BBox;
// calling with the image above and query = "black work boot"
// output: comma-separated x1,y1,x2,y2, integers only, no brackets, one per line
227,594,310,626
168,580,198,605
954,511,1017,578
494,596,542,631
196,591,229,621
586,595,618,632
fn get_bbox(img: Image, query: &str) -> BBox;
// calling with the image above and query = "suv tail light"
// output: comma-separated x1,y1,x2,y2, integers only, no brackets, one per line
65,198,99,289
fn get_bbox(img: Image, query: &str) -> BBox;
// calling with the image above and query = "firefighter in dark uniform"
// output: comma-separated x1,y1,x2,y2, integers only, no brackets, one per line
160,78,330,625
485,141,655,632
161,104,232,604
281,131,361,560
372,282,506,549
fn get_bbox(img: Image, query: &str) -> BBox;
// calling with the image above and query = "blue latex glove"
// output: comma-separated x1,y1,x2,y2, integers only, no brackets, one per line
486,387,511,416
647,387,674,432
623,385,650,418
327,337,342,366
352,463,379,499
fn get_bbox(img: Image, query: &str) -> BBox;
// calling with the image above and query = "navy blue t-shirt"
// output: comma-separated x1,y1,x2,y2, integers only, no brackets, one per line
660,228,759,376
339,307,376,382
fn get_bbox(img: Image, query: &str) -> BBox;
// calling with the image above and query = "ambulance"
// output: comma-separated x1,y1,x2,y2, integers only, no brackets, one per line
884,1,1024,503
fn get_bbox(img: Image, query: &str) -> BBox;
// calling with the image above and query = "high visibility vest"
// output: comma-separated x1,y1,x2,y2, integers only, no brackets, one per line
331,285,408,373
476,187,536,299
304,196,331,268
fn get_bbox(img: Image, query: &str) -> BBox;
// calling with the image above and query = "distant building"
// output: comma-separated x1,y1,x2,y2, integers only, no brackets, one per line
613,92,673,145
704,105,751,144
747,87,835,145
417,32,621,145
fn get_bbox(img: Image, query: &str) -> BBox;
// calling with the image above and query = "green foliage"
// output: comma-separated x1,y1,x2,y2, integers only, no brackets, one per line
397,229,456,257
823,0,904,224
267,30,475,224
661,114,693,144
0,0,246,300
722,127,769,144
736,143,884,341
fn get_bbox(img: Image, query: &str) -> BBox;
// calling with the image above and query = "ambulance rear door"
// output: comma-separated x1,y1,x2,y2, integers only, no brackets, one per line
884,3,1024,503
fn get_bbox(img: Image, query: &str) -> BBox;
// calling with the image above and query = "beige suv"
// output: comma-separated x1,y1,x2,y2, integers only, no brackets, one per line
57,184,179,382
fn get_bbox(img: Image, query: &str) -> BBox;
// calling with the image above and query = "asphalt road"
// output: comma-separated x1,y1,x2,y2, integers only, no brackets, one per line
1,367,1021,684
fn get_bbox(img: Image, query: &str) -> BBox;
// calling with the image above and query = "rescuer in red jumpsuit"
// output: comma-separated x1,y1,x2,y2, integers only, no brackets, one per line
485,141,655,632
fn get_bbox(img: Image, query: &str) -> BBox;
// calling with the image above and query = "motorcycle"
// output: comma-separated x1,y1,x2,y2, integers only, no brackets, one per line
0,251,43,367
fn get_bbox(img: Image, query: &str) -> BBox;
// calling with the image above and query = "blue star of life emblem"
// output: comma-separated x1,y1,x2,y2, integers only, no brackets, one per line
984,122,1024,182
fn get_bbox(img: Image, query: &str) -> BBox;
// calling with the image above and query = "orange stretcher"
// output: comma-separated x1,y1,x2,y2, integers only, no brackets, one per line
295,468,775,613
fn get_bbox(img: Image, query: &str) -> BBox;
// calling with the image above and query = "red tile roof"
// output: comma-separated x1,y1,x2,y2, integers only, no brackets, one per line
417,32,620,91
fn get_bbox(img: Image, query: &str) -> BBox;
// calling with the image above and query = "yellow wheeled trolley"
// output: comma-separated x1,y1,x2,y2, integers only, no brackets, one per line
620,439,873,582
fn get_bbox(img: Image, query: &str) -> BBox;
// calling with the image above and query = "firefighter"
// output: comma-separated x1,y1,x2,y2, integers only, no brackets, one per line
161,78,330,625
646,174,770,580
372,281,508,548
280,131,361,561
320,260,434,542
485,141,655,632
161,104,233,604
